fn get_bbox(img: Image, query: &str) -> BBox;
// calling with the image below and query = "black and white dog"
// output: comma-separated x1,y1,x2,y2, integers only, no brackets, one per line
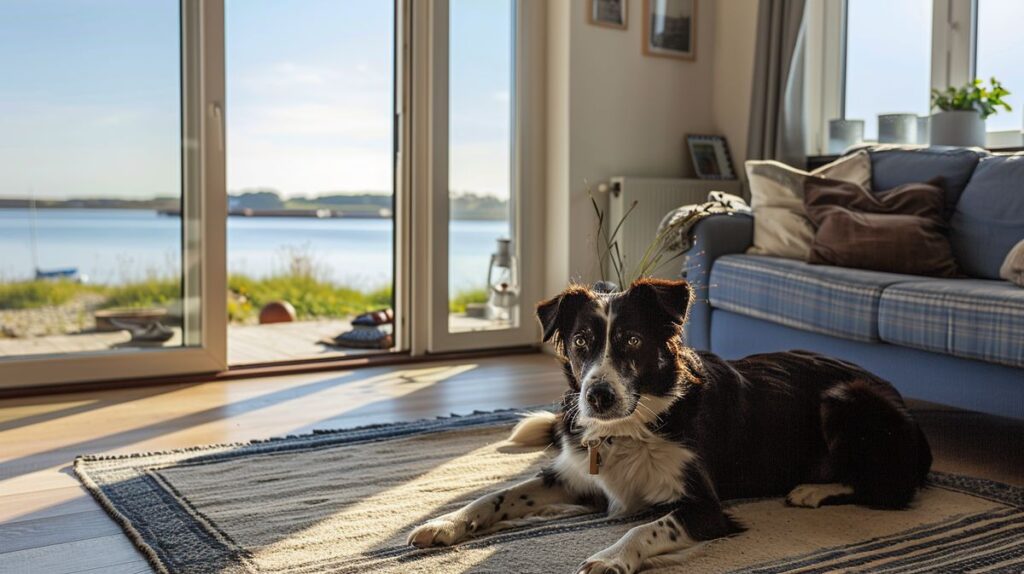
409,279,932,573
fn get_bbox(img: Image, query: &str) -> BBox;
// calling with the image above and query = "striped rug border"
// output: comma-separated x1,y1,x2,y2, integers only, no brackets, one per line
75,409,1024,574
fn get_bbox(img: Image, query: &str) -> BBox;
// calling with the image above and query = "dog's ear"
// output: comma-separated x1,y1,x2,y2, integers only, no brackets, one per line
536,286,594,343
626,278,693,326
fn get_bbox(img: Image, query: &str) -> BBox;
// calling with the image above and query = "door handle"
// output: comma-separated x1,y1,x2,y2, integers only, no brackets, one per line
210,102,225,152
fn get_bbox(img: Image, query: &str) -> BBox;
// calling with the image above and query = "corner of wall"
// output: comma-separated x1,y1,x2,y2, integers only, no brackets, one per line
564,0,719,286
711,0,760,180
544,0,572,297
545,0,749,292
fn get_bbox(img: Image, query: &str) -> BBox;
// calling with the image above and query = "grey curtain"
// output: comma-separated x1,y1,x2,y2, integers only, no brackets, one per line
747,0,807,166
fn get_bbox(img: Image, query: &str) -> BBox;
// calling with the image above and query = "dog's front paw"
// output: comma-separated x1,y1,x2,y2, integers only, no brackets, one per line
407,514,470,548
786,483,854,508
576,556,633,574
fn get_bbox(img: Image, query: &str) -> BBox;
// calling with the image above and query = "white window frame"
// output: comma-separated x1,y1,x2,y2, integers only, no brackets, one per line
0,0,227,389
407,0,544,354
808,0,1018,155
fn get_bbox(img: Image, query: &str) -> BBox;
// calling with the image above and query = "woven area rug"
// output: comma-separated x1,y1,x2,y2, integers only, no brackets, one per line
75,410,1024,574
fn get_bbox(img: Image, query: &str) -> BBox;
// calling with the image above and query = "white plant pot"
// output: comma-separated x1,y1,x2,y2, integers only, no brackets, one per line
930,110,986,147
878,114,918,144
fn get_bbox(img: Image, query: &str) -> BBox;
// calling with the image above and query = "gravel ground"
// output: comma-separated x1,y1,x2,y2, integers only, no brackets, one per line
0,294,106,338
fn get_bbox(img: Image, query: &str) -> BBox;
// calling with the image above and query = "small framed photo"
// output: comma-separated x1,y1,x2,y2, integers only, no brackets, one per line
589,0,627,29
687,135,735,180
644,0,696,60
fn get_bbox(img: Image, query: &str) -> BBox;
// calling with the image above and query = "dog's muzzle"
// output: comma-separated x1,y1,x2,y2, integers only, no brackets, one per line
585,381,618,415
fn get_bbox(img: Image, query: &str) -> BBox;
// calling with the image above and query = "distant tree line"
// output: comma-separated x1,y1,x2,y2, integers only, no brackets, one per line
232,189,508,220
0,189,509,221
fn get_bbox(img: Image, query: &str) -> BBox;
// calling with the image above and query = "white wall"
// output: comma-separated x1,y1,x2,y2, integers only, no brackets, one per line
545,0,573,296
712,0,759,174
545,0,720,295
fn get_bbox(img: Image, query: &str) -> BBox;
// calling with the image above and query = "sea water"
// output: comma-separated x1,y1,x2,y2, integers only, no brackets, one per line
0,209,508,293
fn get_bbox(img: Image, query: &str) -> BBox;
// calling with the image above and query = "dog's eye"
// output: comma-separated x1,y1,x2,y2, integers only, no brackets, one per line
626,335,642,347
572,335,588,348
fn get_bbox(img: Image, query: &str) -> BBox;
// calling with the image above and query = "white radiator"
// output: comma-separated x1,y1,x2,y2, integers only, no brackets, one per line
605,177,744,281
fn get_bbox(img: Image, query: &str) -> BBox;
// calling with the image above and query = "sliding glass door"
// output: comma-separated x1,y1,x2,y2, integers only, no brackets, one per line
418,0,543,353
224,0,397,365
0,0,226,388
0,0,542,387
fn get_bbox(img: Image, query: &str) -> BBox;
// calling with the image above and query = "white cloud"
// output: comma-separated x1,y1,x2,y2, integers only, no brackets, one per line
449,141,510,198
227,138,392,195
240,61,330,90
232,102,390,139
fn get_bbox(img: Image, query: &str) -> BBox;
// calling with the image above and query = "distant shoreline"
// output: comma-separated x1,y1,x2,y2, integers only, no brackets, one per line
0,202,508,221
157,207,393,219
0,198,177,211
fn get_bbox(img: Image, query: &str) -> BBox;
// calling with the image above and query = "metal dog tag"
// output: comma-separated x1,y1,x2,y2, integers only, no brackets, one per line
586,439,602,475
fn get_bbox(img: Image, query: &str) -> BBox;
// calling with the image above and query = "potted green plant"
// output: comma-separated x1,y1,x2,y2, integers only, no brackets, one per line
930,78,1012,147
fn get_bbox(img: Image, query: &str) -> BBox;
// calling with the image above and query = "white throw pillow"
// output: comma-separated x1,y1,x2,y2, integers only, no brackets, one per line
1000,239,1024,287
746,151,872,260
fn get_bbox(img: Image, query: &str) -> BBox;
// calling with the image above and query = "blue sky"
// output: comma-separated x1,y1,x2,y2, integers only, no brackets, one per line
845,0,1022,140
1,0,1017,201
0,0,181,200
976,0,1023,133
0,0,512,200
845,0,933,141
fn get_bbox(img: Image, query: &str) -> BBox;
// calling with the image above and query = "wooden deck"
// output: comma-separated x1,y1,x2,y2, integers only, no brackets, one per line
1,353,1019,573
0,315,498,366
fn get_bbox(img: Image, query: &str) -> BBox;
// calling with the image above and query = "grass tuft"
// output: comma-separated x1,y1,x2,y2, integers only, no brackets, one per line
0,280,88,310
449,287,489,313
103,278,180,309
2,276,486,323
228,274,392,322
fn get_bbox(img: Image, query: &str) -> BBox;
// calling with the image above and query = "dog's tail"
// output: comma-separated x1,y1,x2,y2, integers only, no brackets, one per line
508,411,558,447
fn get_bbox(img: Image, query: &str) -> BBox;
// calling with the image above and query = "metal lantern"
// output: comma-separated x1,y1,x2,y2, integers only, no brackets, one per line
486,238,519,322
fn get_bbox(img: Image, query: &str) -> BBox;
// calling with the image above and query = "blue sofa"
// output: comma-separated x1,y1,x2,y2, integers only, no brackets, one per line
682,146,1024,419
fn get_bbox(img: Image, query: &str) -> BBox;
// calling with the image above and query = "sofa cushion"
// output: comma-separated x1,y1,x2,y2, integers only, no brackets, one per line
804,177,959,277
745,151,872,260
709,254,919,342
950,153,1024,279
867,145,985,216
878,279,1024,368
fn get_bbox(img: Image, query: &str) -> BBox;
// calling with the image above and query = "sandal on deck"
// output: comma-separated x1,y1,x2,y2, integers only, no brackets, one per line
351,309,394,327
109,319,175,343
319,326,393,350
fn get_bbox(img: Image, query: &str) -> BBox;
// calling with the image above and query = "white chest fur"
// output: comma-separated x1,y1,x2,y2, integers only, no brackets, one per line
554,432,695,516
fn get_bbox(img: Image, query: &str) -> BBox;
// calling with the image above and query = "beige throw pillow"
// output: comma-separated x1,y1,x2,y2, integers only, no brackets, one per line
1000,239,1024,287
746,150,872,259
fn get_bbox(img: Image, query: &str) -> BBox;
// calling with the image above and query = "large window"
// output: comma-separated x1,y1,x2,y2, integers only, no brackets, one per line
0,0,226,388
843,0,933,142
813,0,1024,153
976,0,1024,134
0,1,195,356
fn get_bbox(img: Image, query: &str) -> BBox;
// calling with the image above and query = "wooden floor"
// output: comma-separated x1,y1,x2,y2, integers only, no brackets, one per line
0,352,1021,573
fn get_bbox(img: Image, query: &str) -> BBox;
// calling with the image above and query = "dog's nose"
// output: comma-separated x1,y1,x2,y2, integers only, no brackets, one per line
586,382,616,413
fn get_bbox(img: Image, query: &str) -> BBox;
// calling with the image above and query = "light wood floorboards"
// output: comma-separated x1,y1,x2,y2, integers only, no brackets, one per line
0,352,1020,573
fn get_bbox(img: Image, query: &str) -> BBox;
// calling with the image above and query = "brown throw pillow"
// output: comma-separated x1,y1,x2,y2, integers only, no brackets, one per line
746,151,872,260
803,177,960,277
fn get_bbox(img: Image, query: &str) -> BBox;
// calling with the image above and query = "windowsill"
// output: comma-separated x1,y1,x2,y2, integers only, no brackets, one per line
807,143,1024,170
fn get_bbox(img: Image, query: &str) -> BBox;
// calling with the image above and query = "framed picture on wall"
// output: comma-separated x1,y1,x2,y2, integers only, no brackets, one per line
643,0,696,60
687,135,736,180
589,0,627,29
